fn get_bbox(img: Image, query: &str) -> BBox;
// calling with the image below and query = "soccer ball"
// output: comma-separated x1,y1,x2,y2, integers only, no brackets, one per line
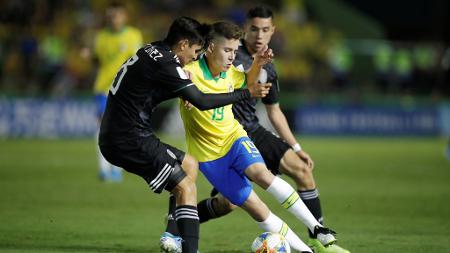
251,232,291,253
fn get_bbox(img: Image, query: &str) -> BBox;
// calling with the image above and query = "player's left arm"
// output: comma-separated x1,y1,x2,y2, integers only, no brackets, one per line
266,103,314,169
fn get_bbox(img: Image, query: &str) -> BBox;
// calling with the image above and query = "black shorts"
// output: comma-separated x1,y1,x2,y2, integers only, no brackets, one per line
248,126,290,175
99,135,186,193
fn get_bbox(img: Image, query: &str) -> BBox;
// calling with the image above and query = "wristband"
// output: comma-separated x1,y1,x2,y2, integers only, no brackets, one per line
292,143,302,152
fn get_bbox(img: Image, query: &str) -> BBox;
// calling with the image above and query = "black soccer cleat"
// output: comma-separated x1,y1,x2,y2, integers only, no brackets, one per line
313,225,337,246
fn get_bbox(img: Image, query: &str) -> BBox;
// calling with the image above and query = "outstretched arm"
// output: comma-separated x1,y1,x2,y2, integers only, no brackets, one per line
177,67,271,110
266,103,314,169
178,85,257,111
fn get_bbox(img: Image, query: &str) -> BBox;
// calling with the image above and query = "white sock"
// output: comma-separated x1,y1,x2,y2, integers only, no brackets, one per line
257,212,312,252
267,176,321,233
110,165,122,174
97,146,110,174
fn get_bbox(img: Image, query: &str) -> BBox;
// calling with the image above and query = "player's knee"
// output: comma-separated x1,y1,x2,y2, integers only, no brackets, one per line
183,154,198,169
182,154,199,180
173,176,197,202
246,164,274,188
180,177,197,196
293,162,313,180
292,163,316,189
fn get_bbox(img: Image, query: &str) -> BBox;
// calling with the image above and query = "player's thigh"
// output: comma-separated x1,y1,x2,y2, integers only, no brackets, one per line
200,153,252,207
240,190,271,222
244,162,276,190
248,126,290,175
181,153,199,181
230,136,275,189
101,136,188,194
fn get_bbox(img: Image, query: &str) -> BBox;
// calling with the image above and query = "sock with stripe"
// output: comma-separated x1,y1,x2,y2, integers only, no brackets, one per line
257,212,312,252
266,176,321,233
165,194,179,235
197,197,219,223
175,205,199,253
299,189,323,237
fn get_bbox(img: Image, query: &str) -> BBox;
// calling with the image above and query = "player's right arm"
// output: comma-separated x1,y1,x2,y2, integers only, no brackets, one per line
149,51,270,110
177,85,257,111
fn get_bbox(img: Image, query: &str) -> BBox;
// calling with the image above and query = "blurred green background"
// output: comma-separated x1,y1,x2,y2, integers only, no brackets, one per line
1,0,450,252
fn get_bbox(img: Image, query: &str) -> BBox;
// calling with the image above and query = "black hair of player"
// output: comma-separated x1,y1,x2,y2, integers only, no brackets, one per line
246,6,274,20
107,1,125,10
164,17,210,51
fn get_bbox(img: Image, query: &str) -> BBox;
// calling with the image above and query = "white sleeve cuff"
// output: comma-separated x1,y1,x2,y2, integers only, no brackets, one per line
292,143,302,152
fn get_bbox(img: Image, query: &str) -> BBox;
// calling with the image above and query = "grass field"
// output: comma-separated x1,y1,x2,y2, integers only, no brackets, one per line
0,136,449,253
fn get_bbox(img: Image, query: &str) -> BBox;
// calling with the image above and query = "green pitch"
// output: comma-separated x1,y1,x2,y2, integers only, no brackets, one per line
0,136,449,252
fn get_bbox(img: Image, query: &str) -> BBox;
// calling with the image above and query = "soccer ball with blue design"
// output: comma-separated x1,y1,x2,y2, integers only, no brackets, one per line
251,232,291,253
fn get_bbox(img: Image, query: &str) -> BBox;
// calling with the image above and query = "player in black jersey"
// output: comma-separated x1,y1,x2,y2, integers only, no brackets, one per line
191,7,350,253
98,16,271,253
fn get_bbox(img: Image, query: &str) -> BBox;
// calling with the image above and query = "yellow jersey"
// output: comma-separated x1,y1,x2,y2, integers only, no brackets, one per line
180,57,248,162
93,26,143,94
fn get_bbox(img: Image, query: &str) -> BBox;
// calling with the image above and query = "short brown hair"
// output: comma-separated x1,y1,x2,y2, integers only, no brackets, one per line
208,21,242,42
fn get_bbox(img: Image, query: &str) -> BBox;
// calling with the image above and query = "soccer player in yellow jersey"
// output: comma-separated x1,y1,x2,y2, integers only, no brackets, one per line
162,21,339,253
93,2,142,181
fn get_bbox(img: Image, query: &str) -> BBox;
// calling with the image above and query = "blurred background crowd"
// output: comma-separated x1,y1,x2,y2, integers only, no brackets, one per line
1,0,449,101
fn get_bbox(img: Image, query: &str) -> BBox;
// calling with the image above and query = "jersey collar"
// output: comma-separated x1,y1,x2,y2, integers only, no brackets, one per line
199,56,227,81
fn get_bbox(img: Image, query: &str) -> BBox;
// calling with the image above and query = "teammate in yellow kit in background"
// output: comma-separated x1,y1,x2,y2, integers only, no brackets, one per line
93,2,142,181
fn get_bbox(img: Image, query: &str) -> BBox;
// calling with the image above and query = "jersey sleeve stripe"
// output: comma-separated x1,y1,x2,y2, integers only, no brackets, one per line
173,83,194,93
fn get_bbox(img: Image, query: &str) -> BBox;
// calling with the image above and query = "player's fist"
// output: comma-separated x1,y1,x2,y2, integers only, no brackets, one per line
254,45,274,67
183,99,194,110
248,82,271,98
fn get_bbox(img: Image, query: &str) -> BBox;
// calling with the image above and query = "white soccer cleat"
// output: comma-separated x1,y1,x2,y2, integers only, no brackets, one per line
159,232,182,253
313,226,337,246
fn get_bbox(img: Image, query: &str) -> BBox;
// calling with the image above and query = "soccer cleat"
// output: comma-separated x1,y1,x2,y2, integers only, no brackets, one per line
313,226,337,247
159,232,182,253
307,238,327,253
324,244,351,253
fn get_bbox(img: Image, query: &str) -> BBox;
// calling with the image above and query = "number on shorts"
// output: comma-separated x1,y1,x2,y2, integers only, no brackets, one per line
242,140,260,154
110,54,139,95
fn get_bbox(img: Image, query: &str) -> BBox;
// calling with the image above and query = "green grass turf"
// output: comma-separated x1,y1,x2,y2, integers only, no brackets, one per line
0,136,449,252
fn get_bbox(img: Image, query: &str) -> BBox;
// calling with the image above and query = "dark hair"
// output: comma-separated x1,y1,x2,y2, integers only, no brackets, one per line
208,21,242,42
107,1,126,10
164,16,209,49
246,6,274,20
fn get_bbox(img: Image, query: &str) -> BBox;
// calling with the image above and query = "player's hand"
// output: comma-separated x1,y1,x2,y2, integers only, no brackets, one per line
184,70,193,80
248,82,271,98
254,45,274,67
183,100,194,110
297,150,314,170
